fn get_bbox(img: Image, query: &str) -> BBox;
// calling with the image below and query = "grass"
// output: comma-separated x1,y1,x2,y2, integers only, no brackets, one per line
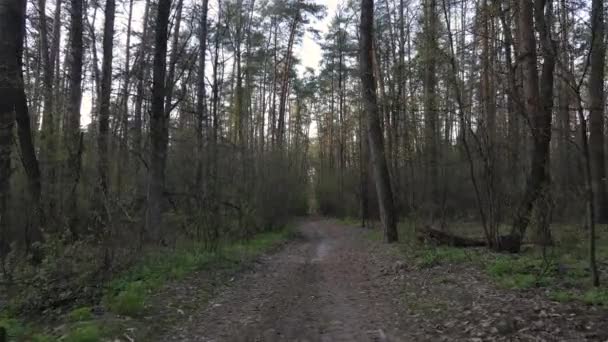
105,281,147,317
0,316,53,342
337,217,363,226
103,227,293,318
64,323,101,342
486,254,555,288
378,219,608,305
548,288,608,306
0,226,294,341
581,287,608,305
0,317,28,340
548,289,578,302
484,250,608,303
416,247,473,268
68,307,94,322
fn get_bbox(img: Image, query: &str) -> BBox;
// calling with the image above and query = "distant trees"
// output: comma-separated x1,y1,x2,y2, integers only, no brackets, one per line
1,0,317,287
1,0,607,304
312,0,603,263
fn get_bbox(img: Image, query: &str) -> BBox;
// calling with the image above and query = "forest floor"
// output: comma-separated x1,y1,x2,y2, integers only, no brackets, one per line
154,218,608,342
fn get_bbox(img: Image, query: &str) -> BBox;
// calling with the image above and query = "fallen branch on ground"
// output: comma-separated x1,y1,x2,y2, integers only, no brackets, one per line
417,225,486,248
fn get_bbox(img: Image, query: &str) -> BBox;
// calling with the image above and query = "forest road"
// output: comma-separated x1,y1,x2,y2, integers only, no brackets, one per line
165,218,415,341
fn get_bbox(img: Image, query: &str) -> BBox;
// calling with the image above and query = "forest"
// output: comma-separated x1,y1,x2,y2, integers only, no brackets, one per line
0,0,607,340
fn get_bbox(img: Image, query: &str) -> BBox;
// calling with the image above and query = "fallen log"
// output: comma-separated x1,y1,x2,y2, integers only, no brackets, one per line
417,225,487,248
417,226,522,253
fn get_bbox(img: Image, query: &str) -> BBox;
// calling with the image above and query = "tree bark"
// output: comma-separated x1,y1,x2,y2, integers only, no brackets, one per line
195,0,209,187
423,0,439,219
38,0,58,221
511,0,555,247
495,0,521,197
98,0,115,202
164,0,183,119
133,0,151,191
1,0,44,254
359,0,398,243
146,0,172,242
553,0,570,195
276,14,298,148
0,0,19,255
116,0,134,196
65,0,84,233
359,105,369,228
589,0,607,223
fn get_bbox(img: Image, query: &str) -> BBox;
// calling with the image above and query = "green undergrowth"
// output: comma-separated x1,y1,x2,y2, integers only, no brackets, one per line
67,307,94,322
548,287,608,305
363,219,608,306
415,246,476,269
337,217,363,226
1,227,294,341
104,227,293,318
63,323,102,342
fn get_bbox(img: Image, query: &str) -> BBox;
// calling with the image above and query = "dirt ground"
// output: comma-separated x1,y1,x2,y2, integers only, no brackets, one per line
160,218,608,342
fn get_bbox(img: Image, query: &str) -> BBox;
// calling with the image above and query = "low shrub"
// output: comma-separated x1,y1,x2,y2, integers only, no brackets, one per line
68,306,93,322
64,323,101,342
582,288,608,306
105,281,146,317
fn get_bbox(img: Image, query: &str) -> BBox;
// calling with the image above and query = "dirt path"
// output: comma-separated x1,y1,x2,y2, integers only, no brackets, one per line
161,219,608,342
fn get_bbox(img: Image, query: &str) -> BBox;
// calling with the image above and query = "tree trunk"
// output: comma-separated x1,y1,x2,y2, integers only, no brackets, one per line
576,101,601,286
38,0,57,221
195,0,209,187
423,0,439,219
589,0,607,223
553,0,570,197
116,0,134,196
65,0,84,233
511,0,555,248
98,0,115,203
133,0,151,192
164,0,183,119
50,0,62,110
495,0,521,197
276,15,298,148
359,105,369,228
359,0,398,243
0,0,20,255
233,0,244,148
146,0,172,242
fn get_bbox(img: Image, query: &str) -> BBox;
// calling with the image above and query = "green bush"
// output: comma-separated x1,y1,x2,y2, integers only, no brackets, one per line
64,323,101,342
496,273,538,289
31,334,54,342
582,288,608,306
104,227,292,319
487,255,555,289
68,307,93,322
0,317,28,340
314,169,359,218
548,290,577,303
416,247,470,269
106,282,146,317
8,235,104,313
